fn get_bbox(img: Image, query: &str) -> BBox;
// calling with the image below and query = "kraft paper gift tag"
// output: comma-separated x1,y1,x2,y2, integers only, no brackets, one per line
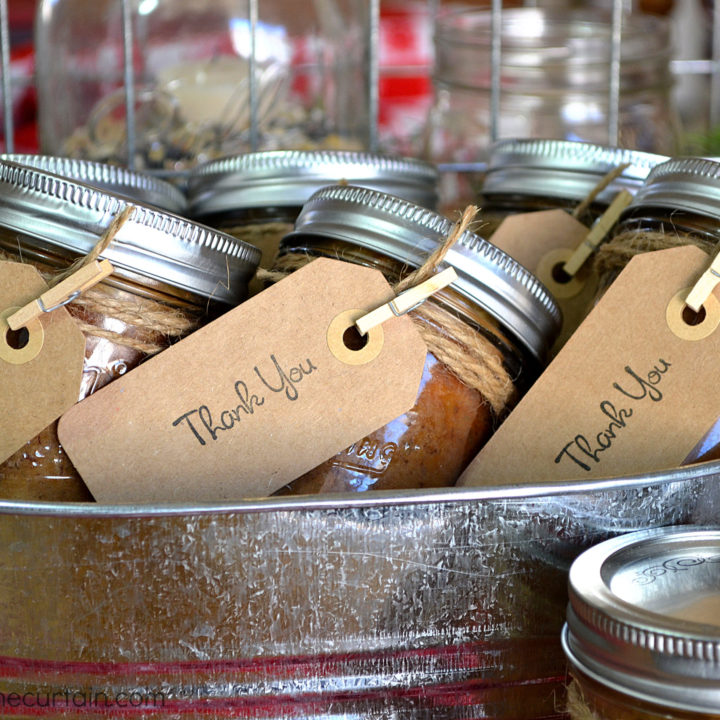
0,262,85,464
59,257,428,502
458,245,720,486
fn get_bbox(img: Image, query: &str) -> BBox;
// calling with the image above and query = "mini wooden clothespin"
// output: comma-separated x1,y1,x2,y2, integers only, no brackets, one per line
685,250,720,313
562,189,633,278
355,266,458,336
7,259,115,331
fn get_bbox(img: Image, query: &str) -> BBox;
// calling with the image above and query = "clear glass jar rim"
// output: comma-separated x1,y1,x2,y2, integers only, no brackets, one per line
434,7,669,50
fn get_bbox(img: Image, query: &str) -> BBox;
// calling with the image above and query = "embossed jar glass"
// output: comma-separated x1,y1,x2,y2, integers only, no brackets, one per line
0,159,260,501
563,526,720,720
273,184,561,494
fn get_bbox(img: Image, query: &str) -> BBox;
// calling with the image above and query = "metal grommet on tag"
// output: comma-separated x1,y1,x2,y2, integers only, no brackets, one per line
536,248,587,299
0,307,44,365
667,288,720,341
327,309,384,366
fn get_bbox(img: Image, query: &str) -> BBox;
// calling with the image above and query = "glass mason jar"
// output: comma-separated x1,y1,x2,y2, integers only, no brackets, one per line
594,157,720,296
479,139,668,234
597,157,720,466
0,154,187,214
0,159,260,501
424,8,681,211
563,526,720,720
35,0,371,172
272,184,561,494
187,149,439,294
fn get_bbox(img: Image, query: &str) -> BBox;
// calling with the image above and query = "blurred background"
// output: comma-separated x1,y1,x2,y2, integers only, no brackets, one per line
0,1,715,166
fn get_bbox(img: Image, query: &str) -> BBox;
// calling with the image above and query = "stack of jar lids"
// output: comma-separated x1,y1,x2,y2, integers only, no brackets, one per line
0,159,260,304
186,150,440,217
0,154,187,215
482,139,668,206
285,184,562,362
563,526,720,713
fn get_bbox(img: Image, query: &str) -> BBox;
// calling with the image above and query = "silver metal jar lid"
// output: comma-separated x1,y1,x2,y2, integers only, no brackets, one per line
284,185,561,361
624,157,720,221
563,526,720,713
482,139,667,206
0,154,187,215
0,159,260,304
187,150,440,216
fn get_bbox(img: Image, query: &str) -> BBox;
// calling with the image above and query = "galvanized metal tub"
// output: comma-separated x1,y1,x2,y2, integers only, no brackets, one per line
0,462,718,719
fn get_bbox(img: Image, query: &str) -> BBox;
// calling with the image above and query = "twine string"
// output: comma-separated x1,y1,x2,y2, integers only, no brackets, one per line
566,680,602,720
258,205,516,416
572,163,631,220
592,227,715,281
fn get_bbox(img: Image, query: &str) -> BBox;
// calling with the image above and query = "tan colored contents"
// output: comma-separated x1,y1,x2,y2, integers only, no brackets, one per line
0,229,205,502
273,208,522,495
276,351,494,494
223,222,294,297
0,284,202,501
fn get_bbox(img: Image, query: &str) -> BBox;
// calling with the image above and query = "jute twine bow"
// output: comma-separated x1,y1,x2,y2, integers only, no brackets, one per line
260,206,516,416
0,205,199,355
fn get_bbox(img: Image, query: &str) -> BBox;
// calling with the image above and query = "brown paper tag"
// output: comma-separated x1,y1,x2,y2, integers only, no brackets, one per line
58,258,428,502
489,209,598,349
0,262,85,464
457,245,720,486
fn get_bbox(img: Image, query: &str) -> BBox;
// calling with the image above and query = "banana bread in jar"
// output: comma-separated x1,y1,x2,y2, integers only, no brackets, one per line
272,185,561,494
186,150,439,295
594,157,720,297
0,154,187,214
563,526,720,720
480,139,667,235
0,159,260,501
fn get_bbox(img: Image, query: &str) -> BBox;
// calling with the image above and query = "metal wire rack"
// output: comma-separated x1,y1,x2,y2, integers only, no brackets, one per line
0,0,718,169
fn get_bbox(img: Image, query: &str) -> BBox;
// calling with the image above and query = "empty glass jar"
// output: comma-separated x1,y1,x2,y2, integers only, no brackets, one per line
35,0,372,171
424,8,681,210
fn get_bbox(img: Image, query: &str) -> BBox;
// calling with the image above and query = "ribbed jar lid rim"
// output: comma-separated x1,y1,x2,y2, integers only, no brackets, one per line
625,157,720,221
563,526,720,713
1,154,187,215
284,184,561,362
187,150,440,215
482,139,668,205
0,159,260,304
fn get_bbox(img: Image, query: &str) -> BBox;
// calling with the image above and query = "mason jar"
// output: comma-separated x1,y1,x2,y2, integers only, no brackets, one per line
1,153,187,214
479,139,668,233
272,184,561,494
424,8,681,210
187,149,439,293
563,526,720,720
0,159,260,501
35,0,371,171
594,157,720,296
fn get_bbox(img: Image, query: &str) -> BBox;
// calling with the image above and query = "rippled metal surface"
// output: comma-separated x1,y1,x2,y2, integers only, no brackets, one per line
0,462,717,718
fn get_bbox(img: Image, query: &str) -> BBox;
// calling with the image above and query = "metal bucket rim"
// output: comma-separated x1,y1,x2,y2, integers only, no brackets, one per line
1,460,715,518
